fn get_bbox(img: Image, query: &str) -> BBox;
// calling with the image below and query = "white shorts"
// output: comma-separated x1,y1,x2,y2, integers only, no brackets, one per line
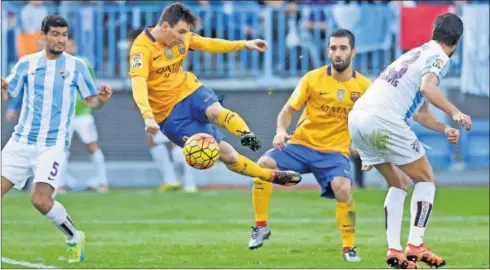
348,109,425,166
71,114,98,144
152,130,170,144
2,139,66,190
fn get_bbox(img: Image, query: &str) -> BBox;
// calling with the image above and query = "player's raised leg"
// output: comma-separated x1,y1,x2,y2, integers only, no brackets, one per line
206,101,262,152
398,156,446,268
219,141,301,186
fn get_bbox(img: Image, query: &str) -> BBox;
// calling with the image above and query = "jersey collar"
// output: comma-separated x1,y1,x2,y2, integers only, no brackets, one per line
144,27,156,42
327,65,356,78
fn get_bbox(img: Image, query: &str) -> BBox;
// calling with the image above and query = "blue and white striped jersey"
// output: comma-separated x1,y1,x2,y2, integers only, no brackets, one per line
6,50,98,148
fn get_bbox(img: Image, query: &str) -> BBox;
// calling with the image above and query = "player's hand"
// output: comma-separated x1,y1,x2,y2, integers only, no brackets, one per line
444,127,460,144
245,39,269,52
1,78,9,101
97,84,113,103
273,131,291,151
5,109,18,123
452,111,472,131
144,118,160,135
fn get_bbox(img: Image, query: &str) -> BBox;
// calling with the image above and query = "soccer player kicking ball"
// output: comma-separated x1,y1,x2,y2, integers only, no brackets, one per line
1,15,112,263
249,29,371,263
349,13,469,269
129,3,301,186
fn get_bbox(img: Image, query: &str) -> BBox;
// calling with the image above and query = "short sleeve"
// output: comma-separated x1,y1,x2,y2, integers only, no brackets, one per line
288,75,310,110
421,54,450,83
75,58,98,99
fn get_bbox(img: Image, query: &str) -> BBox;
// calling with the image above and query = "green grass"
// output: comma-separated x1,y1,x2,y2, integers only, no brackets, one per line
2,187,489,268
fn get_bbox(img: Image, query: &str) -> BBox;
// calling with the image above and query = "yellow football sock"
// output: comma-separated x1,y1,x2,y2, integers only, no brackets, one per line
226,154,273,181
216,108,251,137
336,200,356,249
253,178,273,226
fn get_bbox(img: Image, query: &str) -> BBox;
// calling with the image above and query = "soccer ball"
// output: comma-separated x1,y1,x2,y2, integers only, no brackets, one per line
183,133,220,170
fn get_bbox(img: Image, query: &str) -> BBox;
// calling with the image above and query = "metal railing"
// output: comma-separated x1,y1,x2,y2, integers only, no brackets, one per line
2,2,462,79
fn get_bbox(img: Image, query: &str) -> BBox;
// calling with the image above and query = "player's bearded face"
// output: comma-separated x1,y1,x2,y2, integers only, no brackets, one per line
45,27,69,55
328,37,356,73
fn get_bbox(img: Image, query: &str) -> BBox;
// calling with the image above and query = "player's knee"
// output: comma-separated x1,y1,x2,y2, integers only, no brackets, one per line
257,157,278,169
218,144,239,165
30,192,53,213
86,142,98,153
331,177,352,203
205,102,222,123
412,170,435,184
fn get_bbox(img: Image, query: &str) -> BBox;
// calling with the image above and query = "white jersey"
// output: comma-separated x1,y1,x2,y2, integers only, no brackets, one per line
353,40,450,121
5,51,98,149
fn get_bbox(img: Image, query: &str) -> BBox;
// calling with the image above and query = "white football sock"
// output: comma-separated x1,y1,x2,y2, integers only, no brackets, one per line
172,146,196,190
150,144,178,185
407,182,435,246
384,187,407,251
91,148,108,185
46,201,81,242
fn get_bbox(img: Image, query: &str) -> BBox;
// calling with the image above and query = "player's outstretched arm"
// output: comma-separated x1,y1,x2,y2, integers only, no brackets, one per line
413,102,461,144
189,33,268,53
84,84,113,110
1,78,9,100
420,73,472,130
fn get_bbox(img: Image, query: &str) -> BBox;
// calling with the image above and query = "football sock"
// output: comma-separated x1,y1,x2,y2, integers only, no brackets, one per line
408,182,435,246
171,146,196,190
336,200,356,249
384,187,407,251
150,144,178,185
226,154,273,181
253,178,273,226
91,148,108,185
216,108,251,137
46,201,81,242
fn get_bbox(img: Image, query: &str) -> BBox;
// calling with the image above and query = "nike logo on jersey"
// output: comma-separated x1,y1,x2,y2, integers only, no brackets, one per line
319,92,327,95
153,55,161,61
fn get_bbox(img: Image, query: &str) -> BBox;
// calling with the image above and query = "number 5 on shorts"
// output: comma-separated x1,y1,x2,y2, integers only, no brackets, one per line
48,161,60,181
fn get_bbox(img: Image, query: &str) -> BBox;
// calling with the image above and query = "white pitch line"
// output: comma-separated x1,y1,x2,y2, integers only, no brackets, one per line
1,257,60,269
2,216,488,225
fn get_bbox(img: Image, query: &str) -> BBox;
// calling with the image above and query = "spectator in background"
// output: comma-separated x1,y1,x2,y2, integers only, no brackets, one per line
17,0,48,58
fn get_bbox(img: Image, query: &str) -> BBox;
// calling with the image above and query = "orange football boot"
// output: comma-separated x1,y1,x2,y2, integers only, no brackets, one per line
406,244,446,268
386,248,421,269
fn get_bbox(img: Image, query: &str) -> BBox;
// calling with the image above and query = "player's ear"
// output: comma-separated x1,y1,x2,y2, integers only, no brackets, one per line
351,48,357,58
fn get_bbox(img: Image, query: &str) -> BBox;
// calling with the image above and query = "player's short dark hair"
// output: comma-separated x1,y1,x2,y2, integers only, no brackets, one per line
41,15,69,34
432,13,463,46
158,3,197,29
328,29,355,49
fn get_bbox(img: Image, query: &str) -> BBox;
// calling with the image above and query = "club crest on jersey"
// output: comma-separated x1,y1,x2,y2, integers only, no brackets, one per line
132,53,143,68
164,48,174,60
177,43,186,54
336,89,345,100
350,91,361,102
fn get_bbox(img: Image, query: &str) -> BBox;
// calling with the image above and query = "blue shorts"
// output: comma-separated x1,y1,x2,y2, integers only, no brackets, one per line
159,85,225,147
265,143,352,199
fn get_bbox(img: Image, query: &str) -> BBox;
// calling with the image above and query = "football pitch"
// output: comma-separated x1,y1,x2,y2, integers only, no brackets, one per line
1,187,489,268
